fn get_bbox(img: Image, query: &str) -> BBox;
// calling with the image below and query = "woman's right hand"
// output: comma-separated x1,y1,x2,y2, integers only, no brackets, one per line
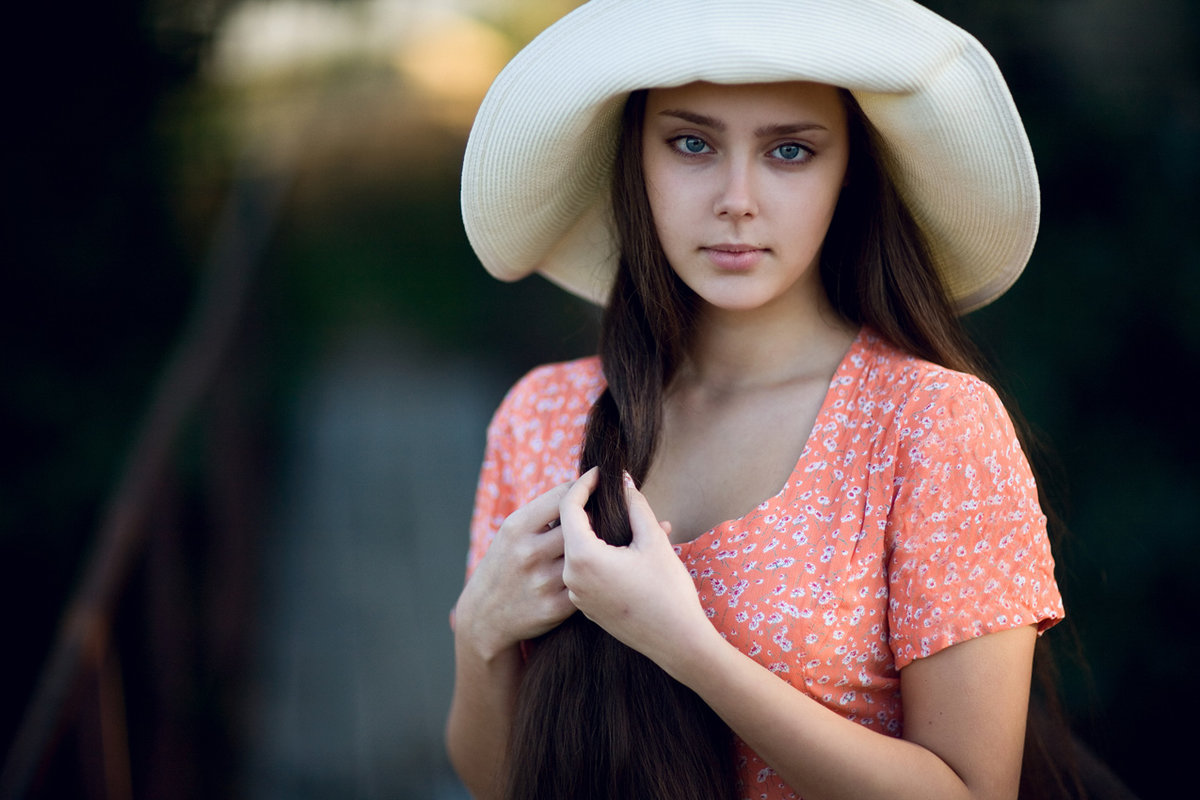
453,480,578,661
447,480,578,795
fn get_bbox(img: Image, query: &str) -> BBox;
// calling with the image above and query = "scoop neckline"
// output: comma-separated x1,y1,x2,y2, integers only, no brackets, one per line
672,326,867,552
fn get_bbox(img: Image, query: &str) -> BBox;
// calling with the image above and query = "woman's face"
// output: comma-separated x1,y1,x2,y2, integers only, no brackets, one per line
641,81,849,315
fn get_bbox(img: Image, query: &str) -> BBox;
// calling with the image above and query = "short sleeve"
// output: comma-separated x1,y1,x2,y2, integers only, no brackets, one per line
886,373,1064,669
464,393,522,583
462,358,602,584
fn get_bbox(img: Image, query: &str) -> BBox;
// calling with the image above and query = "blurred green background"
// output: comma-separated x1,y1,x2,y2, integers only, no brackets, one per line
3,1,1196,798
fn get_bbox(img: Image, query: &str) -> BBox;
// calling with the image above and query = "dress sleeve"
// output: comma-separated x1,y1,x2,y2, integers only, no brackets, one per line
886,373,1064,670
464,388,523,583
462,359,597,583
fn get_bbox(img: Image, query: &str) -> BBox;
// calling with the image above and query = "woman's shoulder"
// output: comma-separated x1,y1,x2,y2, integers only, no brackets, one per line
508,355,604,400
520,354,604,385
852,332,1023,474
493,355,605,423
855,329,1004,414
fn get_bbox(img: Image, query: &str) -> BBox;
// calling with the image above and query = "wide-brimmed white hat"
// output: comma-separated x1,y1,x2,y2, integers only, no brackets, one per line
461,0,1039,313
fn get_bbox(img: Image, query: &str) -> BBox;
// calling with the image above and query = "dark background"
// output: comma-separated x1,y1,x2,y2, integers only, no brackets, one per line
4,0,1196,797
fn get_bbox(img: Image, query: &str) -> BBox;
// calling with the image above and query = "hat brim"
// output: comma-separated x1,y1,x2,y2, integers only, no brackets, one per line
462,0,1039,313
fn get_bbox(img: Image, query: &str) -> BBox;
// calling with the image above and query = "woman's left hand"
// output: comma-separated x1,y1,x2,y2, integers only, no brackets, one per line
558,467,718,672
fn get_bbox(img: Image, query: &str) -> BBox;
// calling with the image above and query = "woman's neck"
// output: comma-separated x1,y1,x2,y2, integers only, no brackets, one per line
681,293,858,393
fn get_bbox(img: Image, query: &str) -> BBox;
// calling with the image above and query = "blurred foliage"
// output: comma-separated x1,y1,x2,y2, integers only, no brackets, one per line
3,0,1197,798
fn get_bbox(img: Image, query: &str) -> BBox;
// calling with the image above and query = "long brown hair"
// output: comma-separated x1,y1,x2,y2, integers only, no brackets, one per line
504,87,1083,799
503,90,737,800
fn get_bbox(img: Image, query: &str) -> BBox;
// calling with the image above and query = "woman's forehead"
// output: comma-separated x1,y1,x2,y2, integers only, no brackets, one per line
643,81,847,126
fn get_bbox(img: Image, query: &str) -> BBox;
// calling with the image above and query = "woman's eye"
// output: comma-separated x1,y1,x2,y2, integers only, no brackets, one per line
772,143,811,162
672,136,711,155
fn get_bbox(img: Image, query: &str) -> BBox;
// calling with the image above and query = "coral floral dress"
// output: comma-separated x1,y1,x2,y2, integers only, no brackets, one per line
464,328,1064,800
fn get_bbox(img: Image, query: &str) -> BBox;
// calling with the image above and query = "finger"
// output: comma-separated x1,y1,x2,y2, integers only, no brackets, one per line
659,520,673,538
560,467,599,519
508,479,574,534
623,471,665,547
559,467,600,550
547,590,577,625
537,527,566,561
533,561,568,598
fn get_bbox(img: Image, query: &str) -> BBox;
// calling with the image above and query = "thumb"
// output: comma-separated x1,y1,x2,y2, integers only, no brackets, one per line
622,472,668,547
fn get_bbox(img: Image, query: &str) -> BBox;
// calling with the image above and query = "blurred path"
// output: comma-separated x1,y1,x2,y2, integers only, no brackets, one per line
246,327,502,799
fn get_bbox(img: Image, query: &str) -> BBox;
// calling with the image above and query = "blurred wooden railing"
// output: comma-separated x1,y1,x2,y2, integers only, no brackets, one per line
0,162,290,800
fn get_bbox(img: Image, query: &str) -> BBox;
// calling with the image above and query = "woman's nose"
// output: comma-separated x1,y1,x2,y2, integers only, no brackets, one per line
713,160,758,219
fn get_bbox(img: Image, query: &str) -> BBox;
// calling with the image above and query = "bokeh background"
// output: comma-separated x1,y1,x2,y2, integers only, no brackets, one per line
3,0,1196,798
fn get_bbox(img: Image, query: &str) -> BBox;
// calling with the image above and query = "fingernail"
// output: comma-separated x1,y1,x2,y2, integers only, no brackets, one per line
622,471,635,489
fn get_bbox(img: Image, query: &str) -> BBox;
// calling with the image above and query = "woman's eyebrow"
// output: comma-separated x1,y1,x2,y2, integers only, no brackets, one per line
658,109,724,130
754,122,828,137
656,110,828,138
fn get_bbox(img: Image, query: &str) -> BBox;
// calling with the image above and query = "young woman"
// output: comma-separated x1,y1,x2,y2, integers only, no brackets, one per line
447,2,1065,799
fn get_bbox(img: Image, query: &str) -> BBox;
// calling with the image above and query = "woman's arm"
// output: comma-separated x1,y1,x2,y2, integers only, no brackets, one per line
559,470,1035,800
445,481,577,798
444,631,523,798
680,618,1034,800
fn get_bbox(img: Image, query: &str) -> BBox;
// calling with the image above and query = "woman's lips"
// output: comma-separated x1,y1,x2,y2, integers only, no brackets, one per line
703,244,766,271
